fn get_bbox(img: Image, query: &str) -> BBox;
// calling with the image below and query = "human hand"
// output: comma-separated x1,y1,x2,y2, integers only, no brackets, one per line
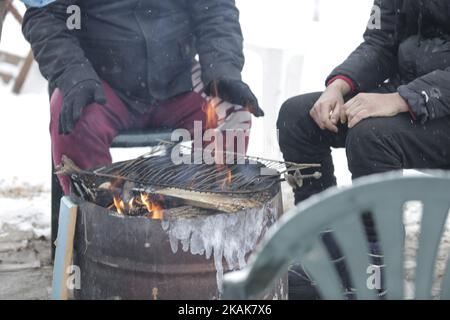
206,79,264,117
344,92,410,128
310,79,350,133
59,80,107,135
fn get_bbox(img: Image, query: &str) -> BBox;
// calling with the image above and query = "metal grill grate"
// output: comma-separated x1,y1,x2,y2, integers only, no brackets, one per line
70,142,319,194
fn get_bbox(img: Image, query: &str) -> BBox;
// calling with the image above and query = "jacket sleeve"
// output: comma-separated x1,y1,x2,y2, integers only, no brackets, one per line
189,0,244,85
326,0,399,92
398,68,450,123
22,1,100,95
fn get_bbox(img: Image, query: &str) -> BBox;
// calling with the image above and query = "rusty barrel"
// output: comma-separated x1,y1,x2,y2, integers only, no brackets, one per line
73,183,286,300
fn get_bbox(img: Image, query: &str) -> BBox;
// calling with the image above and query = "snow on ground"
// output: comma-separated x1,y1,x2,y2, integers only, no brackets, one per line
0,2,51,240
0,185,50,239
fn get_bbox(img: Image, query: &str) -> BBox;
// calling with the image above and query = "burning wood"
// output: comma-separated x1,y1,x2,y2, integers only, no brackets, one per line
108,192,164,219
150,188,261,213
96,177,265,214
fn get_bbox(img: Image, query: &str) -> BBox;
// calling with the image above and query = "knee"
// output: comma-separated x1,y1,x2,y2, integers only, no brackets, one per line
278,95,313,128
277,93,320,139
277,96,299,129
49,90,90,138
346,119,379,152
345,118,388,173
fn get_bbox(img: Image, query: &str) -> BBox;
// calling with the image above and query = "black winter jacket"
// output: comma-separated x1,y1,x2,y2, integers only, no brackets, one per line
327,0,450,123
22,0,244,112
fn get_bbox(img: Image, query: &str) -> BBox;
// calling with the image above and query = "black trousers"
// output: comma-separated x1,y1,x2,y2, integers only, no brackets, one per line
277,89,450,299
277,90,450,204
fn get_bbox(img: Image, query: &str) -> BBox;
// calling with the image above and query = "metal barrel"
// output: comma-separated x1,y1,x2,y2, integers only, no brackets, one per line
73,187,286,300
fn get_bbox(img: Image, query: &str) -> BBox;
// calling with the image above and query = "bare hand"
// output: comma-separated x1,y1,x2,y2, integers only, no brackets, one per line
310,79,351,133
344,93,410,128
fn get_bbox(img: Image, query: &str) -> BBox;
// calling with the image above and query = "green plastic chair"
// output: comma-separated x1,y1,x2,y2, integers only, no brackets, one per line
222,171,450,300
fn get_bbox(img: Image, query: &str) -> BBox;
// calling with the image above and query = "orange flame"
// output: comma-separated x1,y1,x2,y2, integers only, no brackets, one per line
140,193,151,212
151,204,164,220
203,100,218,130
128,198,135,210
111,192,164,219
113,195,125,215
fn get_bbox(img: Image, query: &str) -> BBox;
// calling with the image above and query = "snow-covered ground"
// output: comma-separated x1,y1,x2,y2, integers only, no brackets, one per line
0,3,50,239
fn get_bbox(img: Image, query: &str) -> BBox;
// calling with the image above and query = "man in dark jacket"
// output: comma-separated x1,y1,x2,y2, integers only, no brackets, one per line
278,0,450,299
278,0,450,203
23,0,263,194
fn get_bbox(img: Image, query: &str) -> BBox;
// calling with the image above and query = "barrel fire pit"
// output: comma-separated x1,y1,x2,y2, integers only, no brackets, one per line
73,187,284,300
59,147,319,300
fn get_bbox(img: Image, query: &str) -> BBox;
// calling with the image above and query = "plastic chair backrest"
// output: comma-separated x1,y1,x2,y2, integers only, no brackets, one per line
223,171,450,300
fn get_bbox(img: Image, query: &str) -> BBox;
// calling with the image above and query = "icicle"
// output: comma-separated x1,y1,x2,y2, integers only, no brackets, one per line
164,196,279,293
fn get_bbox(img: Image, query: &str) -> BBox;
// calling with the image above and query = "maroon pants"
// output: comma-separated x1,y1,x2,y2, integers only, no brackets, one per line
51,81,251,194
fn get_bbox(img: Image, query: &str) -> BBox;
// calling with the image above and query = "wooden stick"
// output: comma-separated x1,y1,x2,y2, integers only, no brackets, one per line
146,188,262,213
0,0,7,41
13,50,34,94
5,0,23,24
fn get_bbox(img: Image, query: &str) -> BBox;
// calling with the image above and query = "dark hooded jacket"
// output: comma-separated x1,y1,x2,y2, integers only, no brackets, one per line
22,0,244,112
327,0,450,123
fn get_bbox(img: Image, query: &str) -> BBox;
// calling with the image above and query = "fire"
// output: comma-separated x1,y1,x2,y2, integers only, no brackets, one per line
140,193,153,213
128,197,135,209
111,192,164,219
150,204,164,220
113,195,125,215
203,98,224,165
203,99,218,130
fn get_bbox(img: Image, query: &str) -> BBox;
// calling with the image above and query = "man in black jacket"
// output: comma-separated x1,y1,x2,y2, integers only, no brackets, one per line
23,0,263,194
278,0,450,299
278,0,450,203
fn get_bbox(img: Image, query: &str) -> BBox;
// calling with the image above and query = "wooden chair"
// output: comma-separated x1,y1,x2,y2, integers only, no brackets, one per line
0,1,6,41
222,171,450,300
0,0,34,93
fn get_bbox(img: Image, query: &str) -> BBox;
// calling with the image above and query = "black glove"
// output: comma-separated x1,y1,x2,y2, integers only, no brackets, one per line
206,79,264,117
59,80,107,135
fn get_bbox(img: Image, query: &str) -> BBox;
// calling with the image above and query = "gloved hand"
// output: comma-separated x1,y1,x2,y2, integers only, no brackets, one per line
59,80,107,135
206,79,264,117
